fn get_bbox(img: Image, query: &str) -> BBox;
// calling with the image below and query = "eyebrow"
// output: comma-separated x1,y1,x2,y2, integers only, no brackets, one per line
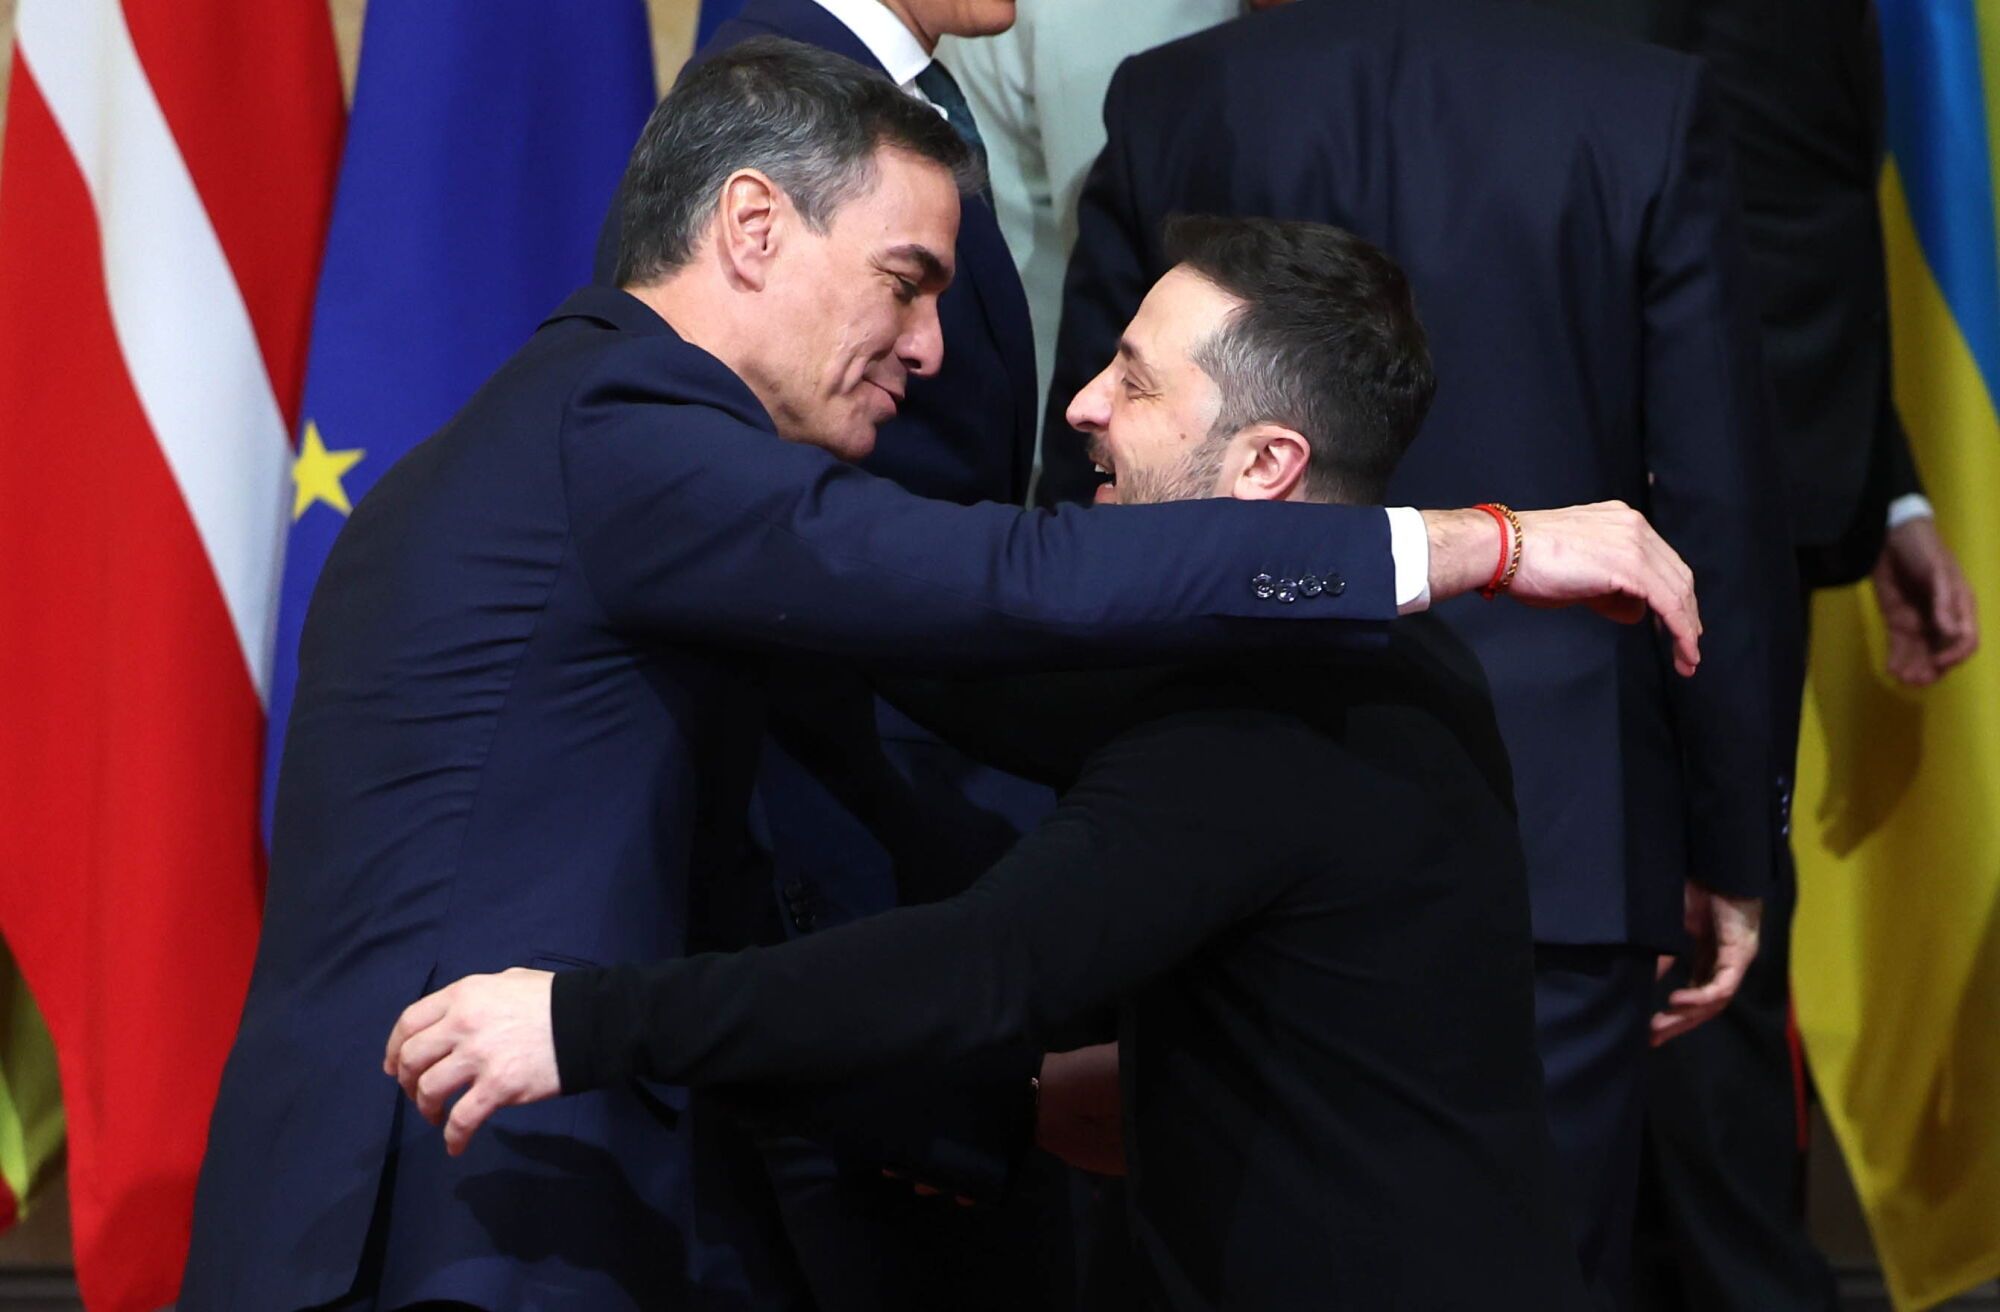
883,243,952,288
1116,336,1156,382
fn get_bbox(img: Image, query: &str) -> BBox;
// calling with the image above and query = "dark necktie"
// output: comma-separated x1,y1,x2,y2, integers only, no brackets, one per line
913,59,987,174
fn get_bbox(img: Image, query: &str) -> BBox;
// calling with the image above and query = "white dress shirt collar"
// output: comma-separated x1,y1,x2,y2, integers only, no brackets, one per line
811,0,934,89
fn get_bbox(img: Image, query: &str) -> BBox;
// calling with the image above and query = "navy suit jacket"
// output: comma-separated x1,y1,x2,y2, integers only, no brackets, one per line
1043,0,1799,948
183,285,1396,1311
597,27,1063,1291
594,1,1052,936
1534,0,1920,586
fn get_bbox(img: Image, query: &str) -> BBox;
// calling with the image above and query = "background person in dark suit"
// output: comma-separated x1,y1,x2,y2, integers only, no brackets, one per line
1037,3,1798,1304
1518,2,1981,1307
388,215,1591,1312
189,39,1699,1312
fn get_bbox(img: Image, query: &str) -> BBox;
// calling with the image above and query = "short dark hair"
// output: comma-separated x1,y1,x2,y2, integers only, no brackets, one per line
615,37,982,284
1164,215,1435,503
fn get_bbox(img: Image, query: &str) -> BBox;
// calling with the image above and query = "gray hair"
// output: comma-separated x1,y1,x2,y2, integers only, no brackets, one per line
615,37,982,285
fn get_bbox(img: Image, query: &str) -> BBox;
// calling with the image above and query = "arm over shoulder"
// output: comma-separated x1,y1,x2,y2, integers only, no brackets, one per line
556,347,1396,665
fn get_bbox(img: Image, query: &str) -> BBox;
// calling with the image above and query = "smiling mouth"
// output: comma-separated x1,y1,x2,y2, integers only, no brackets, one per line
1087,443,1117,501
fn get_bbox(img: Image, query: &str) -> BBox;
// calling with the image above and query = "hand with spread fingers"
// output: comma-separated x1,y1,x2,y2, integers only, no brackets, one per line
1650,883,1762,1047
383,967,562,1155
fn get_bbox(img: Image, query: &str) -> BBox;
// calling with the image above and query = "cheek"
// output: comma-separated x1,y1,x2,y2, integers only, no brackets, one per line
834,305,903,384
811,308,869,393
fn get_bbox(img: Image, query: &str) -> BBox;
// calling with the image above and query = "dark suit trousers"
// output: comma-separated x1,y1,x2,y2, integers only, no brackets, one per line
1534,945,1659,1311
1633,855,1840,1312
1632,577,1836,1312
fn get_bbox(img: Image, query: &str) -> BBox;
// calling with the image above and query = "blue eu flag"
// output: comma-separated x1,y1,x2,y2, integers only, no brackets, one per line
264,0,655,837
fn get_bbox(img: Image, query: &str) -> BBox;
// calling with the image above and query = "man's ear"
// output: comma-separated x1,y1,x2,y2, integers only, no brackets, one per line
715,169,782,292
1227,424,1312,501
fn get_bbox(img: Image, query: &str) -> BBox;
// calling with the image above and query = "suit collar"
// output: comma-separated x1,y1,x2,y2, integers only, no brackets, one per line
541,286,778,434
810,0,931,87
543,285,676,337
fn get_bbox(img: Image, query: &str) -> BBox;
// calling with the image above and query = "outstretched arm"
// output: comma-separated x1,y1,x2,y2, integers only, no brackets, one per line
560,360,1703,674
386,713,1319,1154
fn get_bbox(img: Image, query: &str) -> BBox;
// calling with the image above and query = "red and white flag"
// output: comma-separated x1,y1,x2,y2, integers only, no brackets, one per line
0,2,340,1306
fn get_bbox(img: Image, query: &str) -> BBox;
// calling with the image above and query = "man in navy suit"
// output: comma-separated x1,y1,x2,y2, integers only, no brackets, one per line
596,5,1095,1305
1039,3,1799,1305
186,37,1703,1312
1518,4,1977,1308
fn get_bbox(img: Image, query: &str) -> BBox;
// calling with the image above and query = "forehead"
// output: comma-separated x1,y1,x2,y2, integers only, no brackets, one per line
1127,266,1243,370
827,145,961,268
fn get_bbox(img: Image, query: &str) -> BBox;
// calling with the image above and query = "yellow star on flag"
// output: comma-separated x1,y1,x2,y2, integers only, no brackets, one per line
292,419,366,521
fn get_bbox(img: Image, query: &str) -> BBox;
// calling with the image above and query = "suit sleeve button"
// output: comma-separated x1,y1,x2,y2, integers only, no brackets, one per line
1252,573,1276,600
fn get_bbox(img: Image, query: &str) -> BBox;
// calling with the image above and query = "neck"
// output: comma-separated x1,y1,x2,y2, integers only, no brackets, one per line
625,275,786,423
872,0,939,53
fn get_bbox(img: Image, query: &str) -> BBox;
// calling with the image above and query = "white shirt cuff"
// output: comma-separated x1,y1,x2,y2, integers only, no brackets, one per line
1887,493,1935,530
1385,506,1431,614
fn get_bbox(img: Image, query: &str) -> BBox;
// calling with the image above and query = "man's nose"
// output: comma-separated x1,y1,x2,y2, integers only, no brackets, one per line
899,301,945,378
1066,366,1114,432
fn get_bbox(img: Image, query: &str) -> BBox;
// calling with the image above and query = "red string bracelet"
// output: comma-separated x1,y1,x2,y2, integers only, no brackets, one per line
1473,503,1512,599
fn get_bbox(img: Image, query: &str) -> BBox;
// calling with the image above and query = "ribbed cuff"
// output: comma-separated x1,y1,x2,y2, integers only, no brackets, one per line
550,968,609,1095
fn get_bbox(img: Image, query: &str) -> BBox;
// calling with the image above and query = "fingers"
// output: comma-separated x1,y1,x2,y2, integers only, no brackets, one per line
1932,571,1980,670
1635,521,1702,674
1664,959,1744,1013
384,989,452,1075
879,1168,976,1206
444,1083,498,1157
1655,953,1675,981
1886,632,1940,687
1654,593,1702,677
1653,942,1751,1045
389,1017,462,1105
1593,505,1701,673
1608,552,1700,675
911,1185,976,1206
415,1053,478,1126
1649,1001,1723,1046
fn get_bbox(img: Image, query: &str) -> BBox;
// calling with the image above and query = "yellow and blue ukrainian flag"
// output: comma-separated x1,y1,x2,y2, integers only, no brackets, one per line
262,0,657,826
1792,2,2000,1306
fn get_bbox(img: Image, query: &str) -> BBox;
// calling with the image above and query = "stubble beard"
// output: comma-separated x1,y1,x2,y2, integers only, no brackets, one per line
1116,431,1232,506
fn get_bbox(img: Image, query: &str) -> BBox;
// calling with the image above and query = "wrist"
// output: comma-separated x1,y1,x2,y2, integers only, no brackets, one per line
1472,503,1523,599
1421,507,1503,603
